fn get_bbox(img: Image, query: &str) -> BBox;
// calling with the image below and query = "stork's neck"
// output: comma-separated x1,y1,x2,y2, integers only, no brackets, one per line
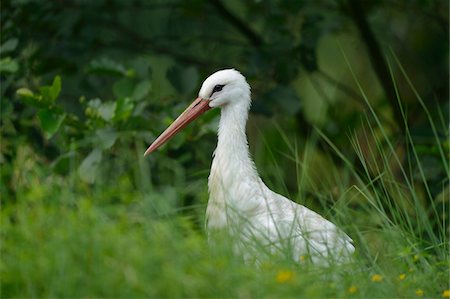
219,103,256,169
209,101,260,200
207,95,265,229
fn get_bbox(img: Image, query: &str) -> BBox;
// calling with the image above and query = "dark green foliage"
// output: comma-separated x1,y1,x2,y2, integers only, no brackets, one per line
1,0,448,297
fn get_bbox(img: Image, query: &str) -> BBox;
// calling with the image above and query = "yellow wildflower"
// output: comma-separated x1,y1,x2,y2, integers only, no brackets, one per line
399,273,406,280
413,254,420,262
348,285,358,294
415,289,424,297
371,274,383,282
443,290,450,298
276,270,294,283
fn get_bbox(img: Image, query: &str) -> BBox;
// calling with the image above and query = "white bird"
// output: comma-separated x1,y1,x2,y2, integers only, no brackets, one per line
145,69,354,264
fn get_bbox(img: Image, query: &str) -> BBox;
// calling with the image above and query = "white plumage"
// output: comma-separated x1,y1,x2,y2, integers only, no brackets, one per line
145,69,354,264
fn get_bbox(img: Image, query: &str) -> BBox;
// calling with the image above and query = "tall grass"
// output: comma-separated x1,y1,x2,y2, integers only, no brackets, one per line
2,55,448,297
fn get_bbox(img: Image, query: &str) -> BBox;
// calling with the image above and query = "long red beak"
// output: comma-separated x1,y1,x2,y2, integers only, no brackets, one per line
144,97,211,156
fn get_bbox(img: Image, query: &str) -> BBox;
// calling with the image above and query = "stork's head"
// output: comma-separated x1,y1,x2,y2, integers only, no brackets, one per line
144,69,250,156
199,69,250,108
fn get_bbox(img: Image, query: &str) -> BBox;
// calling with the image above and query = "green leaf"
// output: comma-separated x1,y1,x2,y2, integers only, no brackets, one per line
39,76,61,104
78,148,103,184
16,88,35,98
0,57,19,73
50,76,62,101
39,86,53,104
98,102,117,121
113,78,135,99
16,87,47,108
166,66,199,94
96,128,118,150
132,80,151,101
114,97,134,122
88,57,130,77
50,152,74,175
0,38,19,54
38,109,66,138
85,98,102,118
87,98,102,109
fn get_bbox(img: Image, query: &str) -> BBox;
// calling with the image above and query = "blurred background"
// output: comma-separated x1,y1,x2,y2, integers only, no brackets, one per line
1,0,449,297
2,0,448,218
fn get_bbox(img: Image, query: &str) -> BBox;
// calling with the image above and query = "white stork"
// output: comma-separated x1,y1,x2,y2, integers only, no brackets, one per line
145,69,354,264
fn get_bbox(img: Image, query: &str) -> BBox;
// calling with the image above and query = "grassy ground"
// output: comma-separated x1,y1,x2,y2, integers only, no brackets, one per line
1,183,448,298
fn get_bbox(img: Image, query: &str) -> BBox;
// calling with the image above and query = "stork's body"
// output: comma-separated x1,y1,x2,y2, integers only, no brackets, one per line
145,69,354,263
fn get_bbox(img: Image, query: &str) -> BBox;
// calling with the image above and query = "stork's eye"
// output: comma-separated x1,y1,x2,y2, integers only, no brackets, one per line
211,84,225,96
